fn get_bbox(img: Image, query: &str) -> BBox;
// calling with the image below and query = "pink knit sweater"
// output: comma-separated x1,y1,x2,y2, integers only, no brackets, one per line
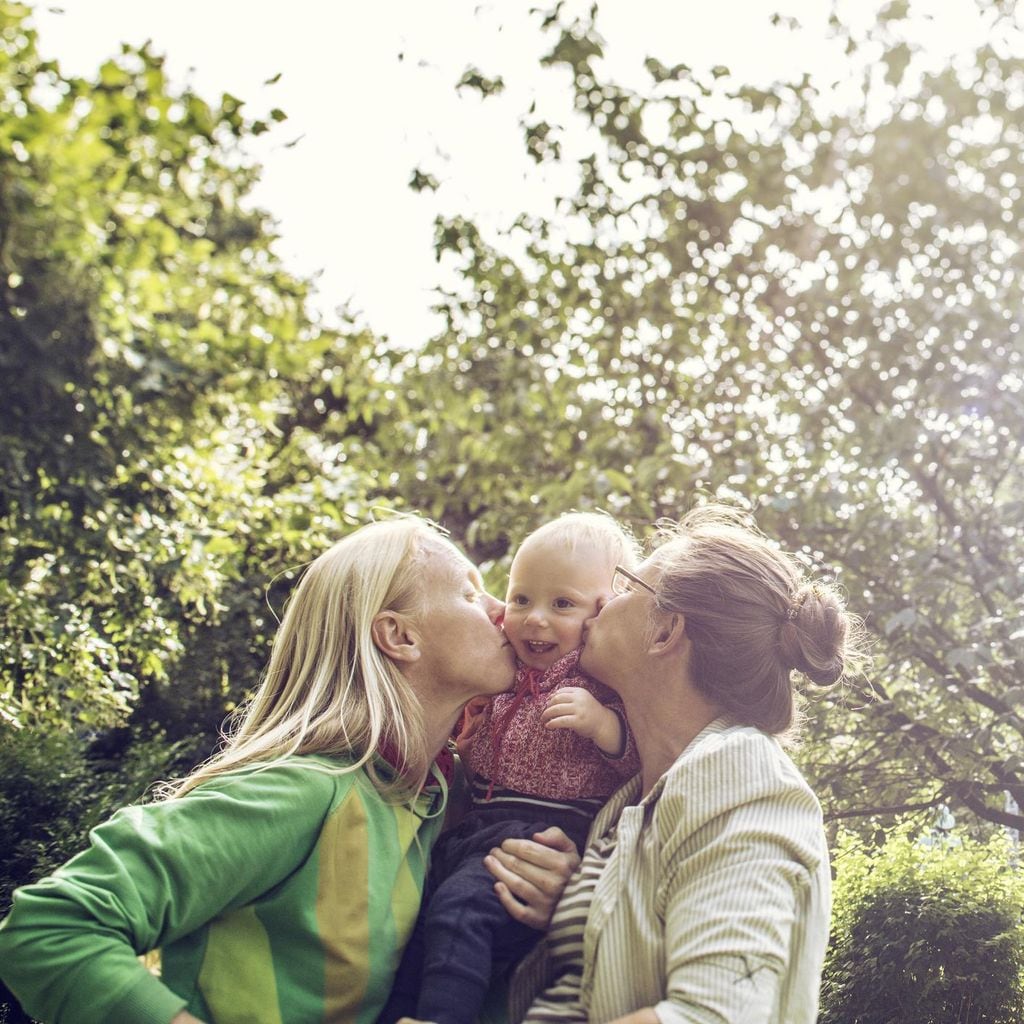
464,648,639,802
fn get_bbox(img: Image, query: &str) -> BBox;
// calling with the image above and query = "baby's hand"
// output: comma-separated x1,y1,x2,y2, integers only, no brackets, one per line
455,696,491,760
542,688,624,756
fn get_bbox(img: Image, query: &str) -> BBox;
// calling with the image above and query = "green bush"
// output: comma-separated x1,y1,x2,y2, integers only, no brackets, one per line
0,725,198,917
0,725,203,1023
821,826,1024,1024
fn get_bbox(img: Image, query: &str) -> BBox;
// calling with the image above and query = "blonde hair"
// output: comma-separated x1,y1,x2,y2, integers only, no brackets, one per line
519,511,639,569
169,517,443,801
651,505,863,737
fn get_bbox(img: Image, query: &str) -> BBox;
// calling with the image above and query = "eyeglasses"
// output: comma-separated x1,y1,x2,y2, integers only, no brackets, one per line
611,565,657,598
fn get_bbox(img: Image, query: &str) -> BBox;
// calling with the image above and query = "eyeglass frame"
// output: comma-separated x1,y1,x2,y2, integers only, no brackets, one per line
611,564,657,597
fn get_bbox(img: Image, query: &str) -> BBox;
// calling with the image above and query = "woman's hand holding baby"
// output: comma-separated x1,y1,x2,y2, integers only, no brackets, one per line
485,826,581,929
541,687,626,757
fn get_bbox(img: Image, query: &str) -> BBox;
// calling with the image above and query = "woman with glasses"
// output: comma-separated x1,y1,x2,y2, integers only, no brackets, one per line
494,504,861,1024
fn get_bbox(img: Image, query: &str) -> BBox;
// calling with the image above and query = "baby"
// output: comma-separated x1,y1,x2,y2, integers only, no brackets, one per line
380,512,640,1024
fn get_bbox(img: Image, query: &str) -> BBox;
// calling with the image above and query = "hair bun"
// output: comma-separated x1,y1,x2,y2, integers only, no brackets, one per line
778,583,848,687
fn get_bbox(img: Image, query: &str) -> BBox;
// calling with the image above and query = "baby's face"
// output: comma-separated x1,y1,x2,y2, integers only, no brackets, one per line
503,539,616,672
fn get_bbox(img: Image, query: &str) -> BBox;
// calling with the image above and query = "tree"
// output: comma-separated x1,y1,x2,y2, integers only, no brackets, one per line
380,0,1024,831
0,2,398,741
4,0,1022,839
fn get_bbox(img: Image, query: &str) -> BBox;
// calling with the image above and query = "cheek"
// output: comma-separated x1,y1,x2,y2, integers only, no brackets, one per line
556,612,587,640
501,612,524,639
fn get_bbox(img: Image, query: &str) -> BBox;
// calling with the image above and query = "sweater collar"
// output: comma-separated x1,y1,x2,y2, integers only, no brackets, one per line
513,646,583,695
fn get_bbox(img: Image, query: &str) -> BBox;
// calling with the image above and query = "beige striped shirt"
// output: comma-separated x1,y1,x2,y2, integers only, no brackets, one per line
511,719,831,1024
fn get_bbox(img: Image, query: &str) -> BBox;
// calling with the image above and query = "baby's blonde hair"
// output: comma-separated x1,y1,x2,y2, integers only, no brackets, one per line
517,511,639,569
170,517,443,801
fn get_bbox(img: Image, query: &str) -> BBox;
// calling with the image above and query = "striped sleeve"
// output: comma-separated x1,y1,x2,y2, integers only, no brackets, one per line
652,732,826,1024
655,827,811,1022
523,830,618,1024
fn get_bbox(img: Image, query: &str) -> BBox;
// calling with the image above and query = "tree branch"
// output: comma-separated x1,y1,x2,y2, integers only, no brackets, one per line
954,787,1024,831
824,793,949,822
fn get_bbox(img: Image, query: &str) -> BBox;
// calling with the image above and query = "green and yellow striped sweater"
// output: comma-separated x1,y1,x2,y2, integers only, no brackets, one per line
0,756,446,1024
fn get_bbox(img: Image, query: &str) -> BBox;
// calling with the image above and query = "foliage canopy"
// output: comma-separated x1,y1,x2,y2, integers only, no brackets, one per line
1,0,1023,846
0,1,394,743
379,0,1024,833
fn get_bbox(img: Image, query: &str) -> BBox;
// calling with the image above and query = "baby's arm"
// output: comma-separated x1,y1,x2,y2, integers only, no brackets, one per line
541,687,627,757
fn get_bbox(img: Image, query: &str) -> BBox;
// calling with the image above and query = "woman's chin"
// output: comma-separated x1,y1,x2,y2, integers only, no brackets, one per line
578,645,604,682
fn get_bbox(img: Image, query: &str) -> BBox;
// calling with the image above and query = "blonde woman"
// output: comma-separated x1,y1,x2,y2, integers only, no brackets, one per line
0,518,577,1024
502,506,862,1024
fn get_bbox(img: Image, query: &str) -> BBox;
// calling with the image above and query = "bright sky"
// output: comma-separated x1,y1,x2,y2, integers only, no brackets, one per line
32,0,989,348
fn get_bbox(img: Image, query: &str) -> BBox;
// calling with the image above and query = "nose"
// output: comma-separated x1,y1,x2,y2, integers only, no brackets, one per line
524,607,547,626
483,592,505,626
584,595,608,629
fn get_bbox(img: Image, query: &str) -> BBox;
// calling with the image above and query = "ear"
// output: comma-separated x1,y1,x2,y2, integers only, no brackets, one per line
648,612,687,657
371,611,421,664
